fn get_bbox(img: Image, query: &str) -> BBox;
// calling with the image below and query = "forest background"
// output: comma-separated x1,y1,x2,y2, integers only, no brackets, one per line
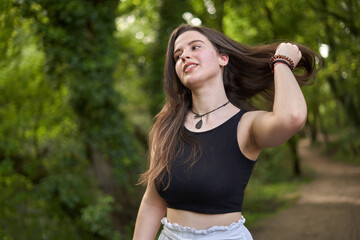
0,0,359,239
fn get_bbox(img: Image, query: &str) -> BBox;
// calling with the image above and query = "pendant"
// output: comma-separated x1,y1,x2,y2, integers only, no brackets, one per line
195,119,203,129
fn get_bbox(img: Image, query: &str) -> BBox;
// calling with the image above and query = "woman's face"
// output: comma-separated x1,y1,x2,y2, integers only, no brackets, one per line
173,30,227,89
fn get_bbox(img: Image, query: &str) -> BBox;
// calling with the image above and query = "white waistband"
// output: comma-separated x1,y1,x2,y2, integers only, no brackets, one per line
161,216,246,235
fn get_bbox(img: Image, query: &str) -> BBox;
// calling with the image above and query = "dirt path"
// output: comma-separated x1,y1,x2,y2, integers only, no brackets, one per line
250,139,360,240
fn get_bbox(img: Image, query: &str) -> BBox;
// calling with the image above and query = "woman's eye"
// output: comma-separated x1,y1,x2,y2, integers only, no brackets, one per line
192,45,200,50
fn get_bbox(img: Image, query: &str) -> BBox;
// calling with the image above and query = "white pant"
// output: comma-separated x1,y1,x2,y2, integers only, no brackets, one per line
158,216,253,240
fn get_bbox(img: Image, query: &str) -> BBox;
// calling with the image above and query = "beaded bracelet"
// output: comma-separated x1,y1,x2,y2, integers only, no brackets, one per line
271,60,293,72
269,54,295,71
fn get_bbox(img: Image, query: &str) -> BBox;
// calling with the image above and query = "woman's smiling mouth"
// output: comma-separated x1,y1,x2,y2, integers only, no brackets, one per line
183,63,198,73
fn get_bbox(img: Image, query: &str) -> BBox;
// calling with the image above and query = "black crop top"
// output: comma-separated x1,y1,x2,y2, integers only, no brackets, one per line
155,110,256,214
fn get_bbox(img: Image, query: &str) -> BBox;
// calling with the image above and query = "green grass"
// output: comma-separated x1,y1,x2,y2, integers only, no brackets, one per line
324,143,360,165
243,176,312,229
319,129,360,165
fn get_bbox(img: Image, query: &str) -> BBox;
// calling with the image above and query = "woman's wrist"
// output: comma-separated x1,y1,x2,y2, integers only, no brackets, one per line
269,54,295,72
272,61,292,72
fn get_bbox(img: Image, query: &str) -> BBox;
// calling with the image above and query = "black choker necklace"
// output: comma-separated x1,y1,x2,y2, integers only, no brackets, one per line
191,101,230,129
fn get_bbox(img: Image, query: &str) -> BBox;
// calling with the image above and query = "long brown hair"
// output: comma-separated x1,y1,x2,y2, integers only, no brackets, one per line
140,24,320,188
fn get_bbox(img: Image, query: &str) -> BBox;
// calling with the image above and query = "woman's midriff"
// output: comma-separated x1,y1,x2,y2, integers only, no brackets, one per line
166,208,242,230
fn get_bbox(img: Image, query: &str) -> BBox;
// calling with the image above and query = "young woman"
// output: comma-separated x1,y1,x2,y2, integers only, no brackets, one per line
133,24,319,240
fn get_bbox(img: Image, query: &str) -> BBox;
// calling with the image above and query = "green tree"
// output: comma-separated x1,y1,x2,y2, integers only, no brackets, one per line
146,0,193,116
307,0,360,157
16,0,141,237
0,2,100,238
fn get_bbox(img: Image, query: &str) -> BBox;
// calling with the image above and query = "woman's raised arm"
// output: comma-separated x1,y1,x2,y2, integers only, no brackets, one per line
247,43,307,150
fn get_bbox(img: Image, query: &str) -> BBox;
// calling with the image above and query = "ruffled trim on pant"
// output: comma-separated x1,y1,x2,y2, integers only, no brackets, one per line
161,216,246,235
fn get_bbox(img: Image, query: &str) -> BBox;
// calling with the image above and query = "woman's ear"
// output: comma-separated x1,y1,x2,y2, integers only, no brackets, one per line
219,54,229,67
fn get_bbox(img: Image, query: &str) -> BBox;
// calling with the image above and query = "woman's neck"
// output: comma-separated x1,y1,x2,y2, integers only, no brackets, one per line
191,86,229,114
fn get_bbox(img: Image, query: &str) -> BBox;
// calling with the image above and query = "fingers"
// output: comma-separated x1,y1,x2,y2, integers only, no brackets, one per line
275,42,302,66
276,43,299,53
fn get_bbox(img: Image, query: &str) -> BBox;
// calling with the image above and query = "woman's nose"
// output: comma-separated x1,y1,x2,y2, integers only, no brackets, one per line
180,49,190,61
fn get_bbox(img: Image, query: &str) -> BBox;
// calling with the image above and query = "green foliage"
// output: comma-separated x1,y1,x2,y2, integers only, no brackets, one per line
243,177,306,228
305,0,360,158
20,0,144,235
82,196,121,240
0,161,77,239
324,128,360,164
115,0,160,136
0,14,103,239
254,144,294,182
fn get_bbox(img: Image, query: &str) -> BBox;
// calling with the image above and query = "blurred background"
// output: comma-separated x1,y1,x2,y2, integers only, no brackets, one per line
0,0,359,239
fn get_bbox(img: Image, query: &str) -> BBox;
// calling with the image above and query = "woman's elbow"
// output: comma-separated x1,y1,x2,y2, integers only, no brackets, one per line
287,110,307,132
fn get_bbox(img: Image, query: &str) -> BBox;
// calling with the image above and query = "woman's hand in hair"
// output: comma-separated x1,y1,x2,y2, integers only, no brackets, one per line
275,43,302,67
241,42,307,153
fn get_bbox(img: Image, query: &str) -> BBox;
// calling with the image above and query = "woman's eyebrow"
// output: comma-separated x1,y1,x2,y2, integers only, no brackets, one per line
174,40,204,55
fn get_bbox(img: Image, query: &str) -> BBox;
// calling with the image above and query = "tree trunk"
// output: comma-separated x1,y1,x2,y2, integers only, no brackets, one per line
147,0,193,116
23,0,138,235
288,136,301,177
